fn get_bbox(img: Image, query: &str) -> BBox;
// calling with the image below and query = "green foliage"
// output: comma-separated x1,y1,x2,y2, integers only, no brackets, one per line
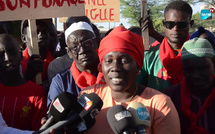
120,0,141,26
120,0,215,33
191,12,201,32
120,0,167,31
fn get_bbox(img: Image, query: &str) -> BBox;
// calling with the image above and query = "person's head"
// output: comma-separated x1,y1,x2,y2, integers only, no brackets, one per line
0,34,21,74
104,28,113,37
92,24,101,46
66,16,92,30
0,22,8,34
66,16,100,47
190,26,215,49
181,38,215,95
128,26,142,36
98,26,144,92
21,19,53,59
163,1,194,48
65,21,99,72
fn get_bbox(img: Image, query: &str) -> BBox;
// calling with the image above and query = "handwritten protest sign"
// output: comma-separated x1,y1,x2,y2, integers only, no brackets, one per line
85,0,120,22
0,0,85,21
60,0,120,23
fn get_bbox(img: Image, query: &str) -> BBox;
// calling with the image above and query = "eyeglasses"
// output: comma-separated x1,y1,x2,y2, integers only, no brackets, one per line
162,20,190,30
67,37,96,53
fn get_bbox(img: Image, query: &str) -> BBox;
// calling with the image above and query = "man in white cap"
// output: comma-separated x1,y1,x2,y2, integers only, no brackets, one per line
47,21,102,108
163,37,215,134
47,16,93,84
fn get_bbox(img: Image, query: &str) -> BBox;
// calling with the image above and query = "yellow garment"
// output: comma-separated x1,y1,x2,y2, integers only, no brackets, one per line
81,84,180,134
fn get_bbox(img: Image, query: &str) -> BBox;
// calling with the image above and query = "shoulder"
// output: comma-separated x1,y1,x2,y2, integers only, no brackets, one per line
81,84,107,94
148,42,161,52
142,87,170,101
162,84,181,97
53,69,72,80
138,87,177,112
144,44,161,60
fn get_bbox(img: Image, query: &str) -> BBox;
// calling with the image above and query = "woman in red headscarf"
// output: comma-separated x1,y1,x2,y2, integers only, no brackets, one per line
80,26,180,134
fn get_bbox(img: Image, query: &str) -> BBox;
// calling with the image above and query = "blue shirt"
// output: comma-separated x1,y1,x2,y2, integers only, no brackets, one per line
47,69,82,108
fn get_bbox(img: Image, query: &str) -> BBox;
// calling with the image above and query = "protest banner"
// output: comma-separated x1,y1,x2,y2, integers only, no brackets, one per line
0,0,85,21
60,0,120,23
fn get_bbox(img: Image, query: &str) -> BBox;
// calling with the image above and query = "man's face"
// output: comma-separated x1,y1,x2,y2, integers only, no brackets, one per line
164,9,192,48
0,37,21,73
23,23,50,59
102,51,139,92
182,57,214,93
67,30,99,70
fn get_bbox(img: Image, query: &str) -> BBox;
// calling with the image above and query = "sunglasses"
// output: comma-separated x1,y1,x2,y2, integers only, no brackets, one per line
162,20,190,30
67,36,96,53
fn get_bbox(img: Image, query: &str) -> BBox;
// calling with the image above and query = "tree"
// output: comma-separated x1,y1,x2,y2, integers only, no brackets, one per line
120,0,141,26
120,0,209,32
191,0,215,7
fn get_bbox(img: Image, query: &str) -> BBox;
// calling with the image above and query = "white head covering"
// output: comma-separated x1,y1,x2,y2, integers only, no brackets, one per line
65,21,95,43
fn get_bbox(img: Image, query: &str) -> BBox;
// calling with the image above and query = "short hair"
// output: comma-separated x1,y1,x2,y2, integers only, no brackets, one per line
0,22,8,34
21,19,51,34
0,34,20,51
128,26,142,36
92,24,101,45
164,1,193,20
66,16,92,30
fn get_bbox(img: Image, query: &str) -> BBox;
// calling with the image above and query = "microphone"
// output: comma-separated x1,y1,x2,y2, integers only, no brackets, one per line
75,92,103,132
39,92,81,130
37,93,103,134
127,102,151,134
78,93,103,123
107,105,135,134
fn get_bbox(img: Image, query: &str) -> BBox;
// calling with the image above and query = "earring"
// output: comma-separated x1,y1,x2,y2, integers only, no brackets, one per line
138,70,141,75
97,63,102,72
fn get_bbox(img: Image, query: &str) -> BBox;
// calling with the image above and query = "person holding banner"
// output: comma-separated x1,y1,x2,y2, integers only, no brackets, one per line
137,1,194,91
47,20,103,108
0,34,47,131
20,19,56,91
80,26,180,134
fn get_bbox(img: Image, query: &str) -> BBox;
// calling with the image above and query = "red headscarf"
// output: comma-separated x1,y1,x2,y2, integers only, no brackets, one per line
98,26,144,69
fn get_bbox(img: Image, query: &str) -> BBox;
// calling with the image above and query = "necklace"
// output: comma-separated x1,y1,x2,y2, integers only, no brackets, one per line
129,85,138,101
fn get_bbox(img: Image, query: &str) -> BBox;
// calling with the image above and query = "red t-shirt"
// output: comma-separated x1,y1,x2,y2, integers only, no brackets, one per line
0,81,47,131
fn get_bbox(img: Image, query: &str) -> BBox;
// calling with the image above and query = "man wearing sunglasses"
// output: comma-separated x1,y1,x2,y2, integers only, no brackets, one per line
137,1,194,91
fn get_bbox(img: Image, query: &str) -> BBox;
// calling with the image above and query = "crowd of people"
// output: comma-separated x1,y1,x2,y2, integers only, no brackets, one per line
0,1,215,134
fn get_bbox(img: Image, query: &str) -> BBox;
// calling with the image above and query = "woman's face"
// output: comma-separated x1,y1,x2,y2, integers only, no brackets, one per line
102,51,139,92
